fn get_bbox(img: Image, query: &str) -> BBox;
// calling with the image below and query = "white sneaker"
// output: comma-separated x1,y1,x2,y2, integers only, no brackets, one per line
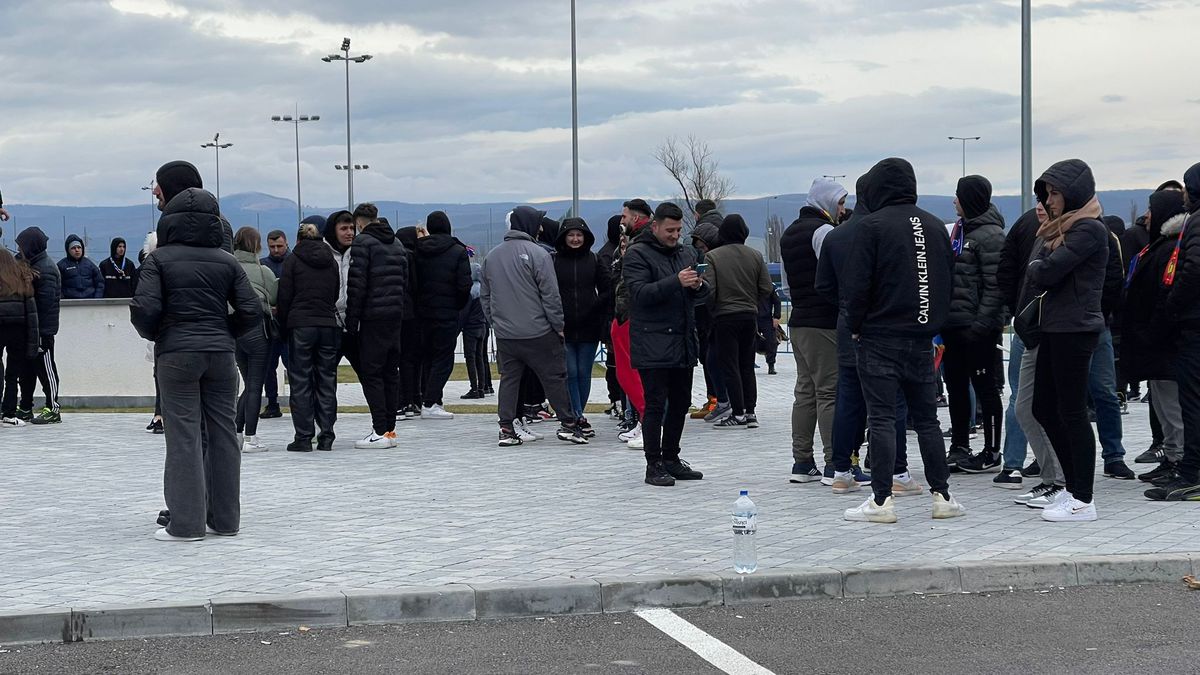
892,473,925,496
618,422,642,443
843,495,898,523
514,418,542,442
1027,485,1068,509
1041,496,1098,522
154,527,202,542
1014,483,1055,506
422,404,454,420
355,432,391,449
627,431,644,449
1,416,25,427
830,471,861,494
241,435,269,453
931,492,967,519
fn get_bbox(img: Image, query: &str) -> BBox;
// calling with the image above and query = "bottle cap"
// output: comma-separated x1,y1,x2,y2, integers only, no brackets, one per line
739,490,748,496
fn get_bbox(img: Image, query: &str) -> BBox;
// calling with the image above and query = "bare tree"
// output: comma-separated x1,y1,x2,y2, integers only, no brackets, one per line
653,135,735,220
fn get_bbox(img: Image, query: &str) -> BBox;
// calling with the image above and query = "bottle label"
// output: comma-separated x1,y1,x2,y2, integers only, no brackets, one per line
732,515,757,534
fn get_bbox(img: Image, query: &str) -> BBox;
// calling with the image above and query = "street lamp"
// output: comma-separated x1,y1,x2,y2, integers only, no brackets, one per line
140,183,155,228
1021,0,1033,211
322,37,373,212
271,110,321,225
947,136,981,177
336,163,370,196
200,133,233,206
570,0,580,217
822,174,847,180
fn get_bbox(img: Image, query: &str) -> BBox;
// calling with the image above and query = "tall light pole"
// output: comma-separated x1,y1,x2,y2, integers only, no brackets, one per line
200,133,233,206
271,108,321,225
764,195,779,259
570,0,580,217
822,174,847,181
336,164,370,200
323,37,373,212
1021,0,1033,211
947,136,981,177
141,183,155,229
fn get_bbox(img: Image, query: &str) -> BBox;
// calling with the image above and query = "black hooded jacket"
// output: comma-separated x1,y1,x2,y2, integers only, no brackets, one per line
1026,159,1108,334
1121,217,1150,274
598,215,622,273
414,233,471,322
815,175,871,367
701,214,772,319
99,237,137,298
15,227,60,337
944,205,1006,338
347,221,410,330
781,205,838,329
130,188,260,355
57,234,104,299
622,228,710,369
278,237,339,330
1121,189,1188,380
843,158,955,338
998,208,1042,316
554,219,612,343
1164,162,1200,328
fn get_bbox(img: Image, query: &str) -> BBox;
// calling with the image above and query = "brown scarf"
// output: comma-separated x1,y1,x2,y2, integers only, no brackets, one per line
1036,195,1103,251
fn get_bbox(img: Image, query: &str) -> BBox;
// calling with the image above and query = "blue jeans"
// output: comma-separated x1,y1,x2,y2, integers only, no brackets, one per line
832,363,908,474
1088,328,1125,462
1002,335,1028,470
565,341,598,418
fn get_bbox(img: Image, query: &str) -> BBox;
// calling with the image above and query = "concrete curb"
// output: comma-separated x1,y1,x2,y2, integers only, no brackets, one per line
2,553,1195,646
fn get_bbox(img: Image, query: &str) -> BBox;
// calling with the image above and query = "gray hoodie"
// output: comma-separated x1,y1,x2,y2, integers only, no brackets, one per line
481,208,564,340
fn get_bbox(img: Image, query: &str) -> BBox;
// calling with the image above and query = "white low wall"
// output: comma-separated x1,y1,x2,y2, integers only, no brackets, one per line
56,299,157,405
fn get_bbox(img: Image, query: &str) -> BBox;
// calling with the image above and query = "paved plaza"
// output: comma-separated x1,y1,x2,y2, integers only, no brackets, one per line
2,352,1197,613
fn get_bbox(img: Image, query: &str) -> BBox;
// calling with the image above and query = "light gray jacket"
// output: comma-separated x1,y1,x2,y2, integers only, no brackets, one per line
481,230,563,340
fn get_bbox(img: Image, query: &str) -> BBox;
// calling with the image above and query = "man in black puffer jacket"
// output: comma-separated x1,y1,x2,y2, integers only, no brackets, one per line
347,203,410,448
11,227,61,423
131,162,260,541
414,211,471,419
942,175,1007,473
842,158,963,522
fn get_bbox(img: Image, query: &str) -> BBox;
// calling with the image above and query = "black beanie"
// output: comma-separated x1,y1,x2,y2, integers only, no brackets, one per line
718,214,749,245
956,175,993,220
654,202,684,222
426,210,452,235
301,214,327,235
624,198,652,218
155,160,203,206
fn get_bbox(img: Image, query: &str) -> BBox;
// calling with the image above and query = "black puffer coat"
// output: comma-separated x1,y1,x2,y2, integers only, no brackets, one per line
1121,190,1188,380
347,221,409,330
0,291,39,358
277,238,339,330
944,205,1006,338
57,234,104,299
623,228,710,369
554,219,612,343
130,188,260,355
14,227,60,337
414,233,471,322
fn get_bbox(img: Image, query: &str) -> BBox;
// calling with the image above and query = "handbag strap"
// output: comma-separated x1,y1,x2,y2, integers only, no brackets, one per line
1162,218,1190,287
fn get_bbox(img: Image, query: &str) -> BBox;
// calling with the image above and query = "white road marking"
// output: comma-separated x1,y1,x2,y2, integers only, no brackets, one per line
635,608,775,675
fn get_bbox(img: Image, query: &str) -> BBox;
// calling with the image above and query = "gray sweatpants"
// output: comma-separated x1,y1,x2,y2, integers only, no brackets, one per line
1149,380,1185,462
496,331,575,428
1015,345,1064,486
790,327,838,464
159,351,241,538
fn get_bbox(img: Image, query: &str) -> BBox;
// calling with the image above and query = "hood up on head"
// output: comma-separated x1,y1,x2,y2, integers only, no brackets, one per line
539,217,560,248
1148,189,1186,240
426,210,452,235
16,227,49,259
806,178,848,223
509,206,546,239
109,237,127,261
395,225,419,250
292,236,335,269
157,189,224,248
606,215,623,245
1184,162,1200,215
956,175,993,221
718,214,749,245
555,217,596,255
301,214,327,236
323,210,353,252
1101,215,1126,237
861,158,918,211
848,174,872,218
1035,159,1095,213
64,233,85,257
155,160,203,206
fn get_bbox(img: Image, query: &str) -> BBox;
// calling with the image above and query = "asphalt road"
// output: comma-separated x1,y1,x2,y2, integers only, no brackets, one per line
2,584,1197,674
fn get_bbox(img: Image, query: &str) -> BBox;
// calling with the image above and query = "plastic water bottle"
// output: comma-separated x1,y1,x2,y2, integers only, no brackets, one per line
732,490,758,574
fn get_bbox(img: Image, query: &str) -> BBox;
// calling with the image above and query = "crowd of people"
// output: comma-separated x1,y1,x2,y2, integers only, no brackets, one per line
1,156,1198,541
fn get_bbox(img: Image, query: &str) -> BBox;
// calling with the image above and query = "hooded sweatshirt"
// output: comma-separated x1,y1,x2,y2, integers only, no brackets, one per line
481,206,563,340
99,237,137,298
814,174,872,367
323,210,354,326
1164,162,1200,327
153,160,233,254
57,234,104,299
1121,189,1188,380
598,214,622,272
553,217,611,343
414,211,472,322
16,227,61,337
701,214,772,319
843,158,955,338
781,178,847,329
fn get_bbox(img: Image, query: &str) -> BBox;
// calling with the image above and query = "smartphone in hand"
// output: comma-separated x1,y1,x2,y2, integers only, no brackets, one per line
694,263,709,274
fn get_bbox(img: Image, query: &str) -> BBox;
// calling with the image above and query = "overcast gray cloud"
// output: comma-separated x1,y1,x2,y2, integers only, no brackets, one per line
0,0,1197,208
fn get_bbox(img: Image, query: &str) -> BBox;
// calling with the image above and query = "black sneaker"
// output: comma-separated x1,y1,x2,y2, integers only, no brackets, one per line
789,461,821,484
1021,460,1041,477
1139,461,1176,483
286,439,313,452
714,414,749,430
958,450,1002,474
498,427,523,447
992,469,1023,489
156,509,170,527
15,407,33,422
1103,461,1135,480
578,417,596,438
556,423,589,445
1151,467,1184,487
936,395,949,408
663,459,703,480
460,389,484,400
645,462,676,487
31,407,61,425
1134,443,1167,464
146,418,164,434
315,433,335,452
260,404,283,419
768,365,777,375
1144,474,1200,501
946,445,972,470
745,414,759,429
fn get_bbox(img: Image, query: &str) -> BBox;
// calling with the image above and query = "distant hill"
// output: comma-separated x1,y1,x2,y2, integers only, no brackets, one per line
1,190,1154,257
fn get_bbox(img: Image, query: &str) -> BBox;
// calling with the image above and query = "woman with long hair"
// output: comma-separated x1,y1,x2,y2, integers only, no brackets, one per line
0,247,39,426
232,227,277,452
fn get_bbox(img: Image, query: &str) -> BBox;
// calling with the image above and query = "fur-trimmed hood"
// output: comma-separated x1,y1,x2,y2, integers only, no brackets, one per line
1161,212,1188,238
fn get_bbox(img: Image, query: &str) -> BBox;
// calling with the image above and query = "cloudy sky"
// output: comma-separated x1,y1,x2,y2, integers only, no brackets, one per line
1,0,1197,207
